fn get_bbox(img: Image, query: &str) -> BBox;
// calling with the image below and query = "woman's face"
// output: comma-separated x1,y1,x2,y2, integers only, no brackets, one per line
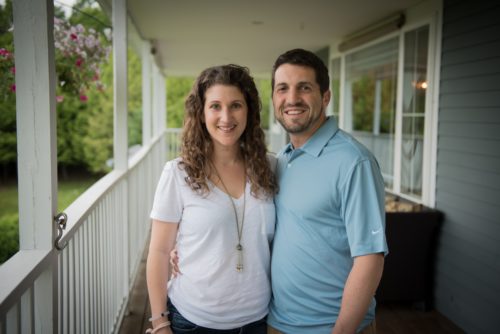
203,84,248,150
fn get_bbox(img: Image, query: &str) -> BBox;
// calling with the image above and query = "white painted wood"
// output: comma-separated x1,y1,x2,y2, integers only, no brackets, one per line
393,32,405,194
113,0,128,171
427,6,442,208
12,0,58,332
338,56,346,129
20,288,32,334
159,73,167,134
373,80,382,136
13,0,57,250
152,65,162,137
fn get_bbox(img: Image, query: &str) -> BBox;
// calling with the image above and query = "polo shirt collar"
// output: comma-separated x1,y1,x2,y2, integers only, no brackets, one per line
283,116,339,157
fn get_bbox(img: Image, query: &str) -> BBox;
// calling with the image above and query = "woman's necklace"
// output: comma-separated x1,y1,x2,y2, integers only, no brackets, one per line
211,161,246,272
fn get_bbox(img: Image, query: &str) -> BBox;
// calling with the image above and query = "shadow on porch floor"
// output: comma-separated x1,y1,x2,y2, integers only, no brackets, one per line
118,249,464,334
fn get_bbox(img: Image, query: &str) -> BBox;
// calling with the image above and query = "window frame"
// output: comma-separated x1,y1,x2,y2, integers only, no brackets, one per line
332,10,442,207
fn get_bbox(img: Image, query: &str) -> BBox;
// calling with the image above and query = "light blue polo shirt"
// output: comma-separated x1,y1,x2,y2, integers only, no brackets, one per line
268,117,388,334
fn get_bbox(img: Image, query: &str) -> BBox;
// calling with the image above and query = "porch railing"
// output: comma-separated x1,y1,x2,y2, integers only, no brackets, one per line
0,132,172,333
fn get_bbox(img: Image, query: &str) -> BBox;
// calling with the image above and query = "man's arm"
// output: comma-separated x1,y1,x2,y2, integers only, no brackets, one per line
332,253,384,334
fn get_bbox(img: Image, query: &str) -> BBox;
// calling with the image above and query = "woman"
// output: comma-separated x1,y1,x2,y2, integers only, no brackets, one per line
146,64,277,334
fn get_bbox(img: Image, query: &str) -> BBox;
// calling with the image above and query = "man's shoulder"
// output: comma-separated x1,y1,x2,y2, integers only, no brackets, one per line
327,129,377,162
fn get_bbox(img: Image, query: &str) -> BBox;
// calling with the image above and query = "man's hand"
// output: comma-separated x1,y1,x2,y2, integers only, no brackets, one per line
169,247,181,277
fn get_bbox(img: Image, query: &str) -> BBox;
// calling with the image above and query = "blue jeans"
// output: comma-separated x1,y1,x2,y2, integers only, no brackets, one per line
167,300,267,334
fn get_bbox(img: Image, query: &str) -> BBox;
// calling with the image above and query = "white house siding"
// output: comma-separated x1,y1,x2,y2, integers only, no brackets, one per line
435,0,500,333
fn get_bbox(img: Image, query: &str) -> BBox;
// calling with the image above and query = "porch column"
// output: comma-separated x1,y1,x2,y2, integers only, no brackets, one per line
113,0,128,170
152,64,166,137
112,0,130,304
13,0,58,332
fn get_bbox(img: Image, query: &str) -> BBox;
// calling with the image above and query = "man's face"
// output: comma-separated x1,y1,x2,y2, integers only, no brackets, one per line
272,64,330,146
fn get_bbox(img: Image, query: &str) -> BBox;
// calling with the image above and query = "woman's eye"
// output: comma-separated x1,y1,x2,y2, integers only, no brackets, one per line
210,103,220,110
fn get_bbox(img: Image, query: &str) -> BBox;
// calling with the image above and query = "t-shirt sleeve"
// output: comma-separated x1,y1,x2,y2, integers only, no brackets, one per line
150,160,183,223
342,158,388,257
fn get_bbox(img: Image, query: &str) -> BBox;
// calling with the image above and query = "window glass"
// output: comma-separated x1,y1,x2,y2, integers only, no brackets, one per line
330,58,341,118
400,26,429,197
344,37,399,188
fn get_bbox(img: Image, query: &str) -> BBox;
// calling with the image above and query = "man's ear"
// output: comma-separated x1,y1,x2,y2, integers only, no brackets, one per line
322,90,331,109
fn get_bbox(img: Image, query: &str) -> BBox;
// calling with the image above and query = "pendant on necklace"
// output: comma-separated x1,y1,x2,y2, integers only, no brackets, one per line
236,243,243,272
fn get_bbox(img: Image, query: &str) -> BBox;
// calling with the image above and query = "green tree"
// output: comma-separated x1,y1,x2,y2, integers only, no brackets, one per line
69,0,111,35
256,78,271,130
0,0,16,179
81,52,113,174
166,77,194,128
55,0,112,175
128,47,142,147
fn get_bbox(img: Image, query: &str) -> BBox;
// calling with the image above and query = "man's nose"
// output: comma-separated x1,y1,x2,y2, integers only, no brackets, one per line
286,89,301,104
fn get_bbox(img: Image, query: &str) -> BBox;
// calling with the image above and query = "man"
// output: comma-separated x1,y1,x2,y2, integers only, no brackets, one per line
267,49,388,334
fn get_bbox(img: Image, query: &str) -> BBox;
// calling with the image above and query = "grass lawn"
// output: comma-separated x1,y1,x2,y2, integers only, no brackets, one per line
0,176,98,216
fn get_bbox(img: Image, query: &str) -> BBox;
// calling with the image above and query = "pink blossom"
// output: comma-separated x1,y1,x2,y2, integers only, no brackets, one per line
79,94,88,102
70,33,78,40
75,58,84,67
10,84,16,92
56,95,64,103
10,67,15,74
0,48,9,57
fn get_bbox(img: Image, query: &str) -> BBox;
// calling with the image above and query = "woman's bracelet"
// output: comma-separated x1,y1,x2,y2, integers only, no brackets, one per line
145,320,171,334
148,311,169,322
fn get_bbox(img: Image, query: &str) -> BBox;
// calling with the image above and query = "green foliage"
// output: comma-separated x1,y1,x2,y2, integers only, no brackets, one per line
166,76,194,128
256,78,271,129
82,52,113,173
0,0,16,169
69,0,111,35
165,77,271,130
128,47,142,147
0,0,12,35
352,75,397,134
0,213,19,263
0,176,98,264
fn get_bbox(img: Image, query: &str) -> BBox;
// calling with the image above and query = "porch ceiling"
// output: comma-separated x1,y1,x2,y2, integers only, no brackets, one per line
124,0,422,77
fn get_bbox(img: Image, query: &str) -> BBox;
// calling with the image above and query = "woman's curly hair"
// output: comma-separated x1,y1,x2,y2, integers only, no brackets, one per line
179,64,277,198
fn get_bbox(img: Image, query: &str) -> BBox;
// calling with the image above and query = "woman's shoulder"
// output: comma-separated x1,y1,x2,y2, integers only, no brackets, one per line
162,157,186,176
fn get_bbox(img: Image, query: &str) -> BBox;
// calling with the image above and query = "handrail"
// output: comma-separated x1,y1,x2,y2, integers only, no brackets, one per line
0,131,170,333
0,249,54,315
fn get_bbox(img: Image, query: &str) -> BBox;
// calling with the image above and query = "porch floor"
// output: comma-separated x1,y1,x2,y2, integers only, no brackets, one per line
118,249,465,334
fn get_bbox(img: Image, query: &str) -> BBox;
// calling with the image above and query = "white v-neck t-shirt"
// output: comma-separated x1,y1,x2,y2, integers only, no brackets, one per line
150,158,275,329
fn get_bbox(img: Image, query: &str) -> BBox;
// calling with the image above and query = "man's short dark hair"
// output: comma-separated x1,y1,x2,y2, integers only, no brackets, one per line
272,48,330,95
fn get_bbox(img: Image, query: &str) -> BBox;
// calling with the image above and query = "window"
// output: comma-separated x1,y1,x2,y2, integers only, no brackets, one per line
329,58,341,118
337,22,436,205
400,26,429,198
344,37,399,189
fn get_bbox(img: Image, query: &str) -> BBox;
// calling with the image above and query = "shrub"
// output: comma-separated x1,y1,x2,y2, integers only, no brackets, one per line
0,213,19,264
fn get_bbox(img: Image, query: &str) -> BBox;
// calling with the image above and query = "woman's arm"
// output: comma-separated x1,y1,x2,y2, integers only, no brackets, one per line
146,219,179,330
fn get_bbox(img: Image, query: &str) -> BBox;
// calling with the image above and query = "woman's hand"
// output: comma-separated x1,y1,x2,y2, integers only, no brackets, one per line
169,247,182,277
